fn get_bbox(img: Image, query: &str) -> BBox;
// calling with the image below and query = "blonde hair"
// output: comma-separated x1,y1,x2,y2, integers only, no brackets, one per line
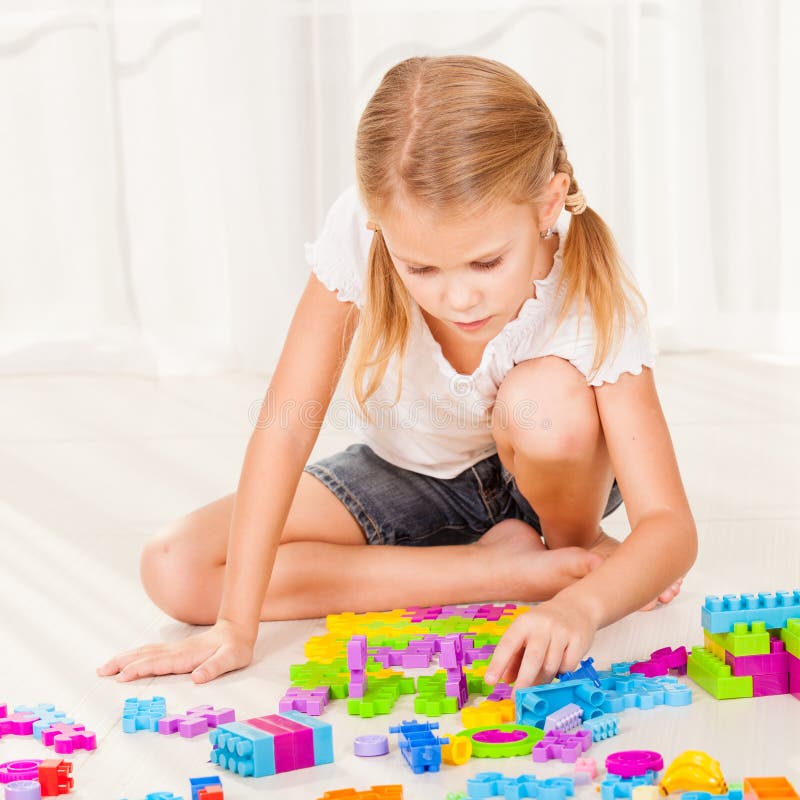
350,55,647,416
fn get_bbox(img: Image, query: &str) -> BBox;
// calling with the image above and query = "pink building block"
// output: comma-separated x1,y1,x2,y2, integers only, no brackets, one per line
574,756,598,779
630,647,688,678
279,687,330,716
752,671,790,697
0,760,43,784
725,639,789,677
0,713,39,738
789,653,800,700
158,705,234,738
185,705,236,727
246,715,315,773
40,723,97,754
532,729,592,763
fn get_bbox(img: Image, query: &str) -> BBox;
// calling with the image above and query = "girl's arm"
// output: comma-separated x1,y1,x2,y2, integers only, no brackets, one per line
99,273,358,682
487,367,698,687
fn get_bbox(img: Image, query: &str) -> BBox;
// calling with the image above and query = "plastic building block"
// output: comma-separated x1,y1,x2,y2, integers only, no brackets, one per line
246,714,315,772
37,759,73,795
122,697,167,733
442,736,473,765
354,734,389,757
209,720,275,777
348,635,369,698
159,706,234,738
189,776,222,800
630,647,688,678
279,687,330,716
197,788,223,800
743,778,799,800
456,724,544,758
601,772,660,800
752,672,789,696
543,703,583,732
462,699,515,728
315,786,403,800
40,724,96,754
659,751,728,796
465,772,574,800
389,720,448,774
532,729,592,763
515,680,605,728
607,751,664,779
4,782,42,799
583,716,619,742
780,620,800,660
487,683,513,701
347,674,415,718
632,788,660,800
558,658,602,687
574,757,598,780
687,648,753,699
276,710,334,766
0,713,39,738
13,705,74,742
143,794,183,800
789,653,800,700
681,791,744,800
441,634,469,709
701,591,800,634
725,639,789,677
599,674,692,712
0,763,42,785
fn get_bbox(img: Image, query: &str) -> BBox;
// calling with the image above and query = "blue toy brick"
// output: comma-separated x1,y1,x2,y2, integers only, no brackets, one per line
14,703,74,740
583,715,619,741
122,697,167,733
144,794,183,800
682,792,744,800
600,772,659,800
701,590,800,633
279,710,334,765
209,720,275,777
465,772,574,800
557,658,602,688
189,776,222,800
389,719,448,774
515,680,605,728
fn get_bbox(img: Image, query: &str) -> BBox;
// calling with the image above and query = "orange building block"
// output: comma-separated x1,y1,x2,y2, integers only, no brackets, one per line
744,777,799,800
316,786,403,800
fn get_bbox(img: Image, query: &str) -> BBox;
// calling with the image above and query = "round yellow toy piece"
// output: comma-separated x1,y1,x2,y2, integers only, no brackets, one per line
442,735,473,765
659,750,728,796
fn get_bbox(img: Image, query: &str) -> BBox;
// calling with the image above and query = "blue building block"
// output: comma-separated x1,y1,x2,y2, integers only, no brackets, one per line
189,777,222,800
210,720,276,777
599,674,692,712
465,772,574,800
600,771,659,800
701,590,800,633
515,679,605,728
583,715,619,741
683,792,743,800
557,658,602,688
389,719,448,774
122,697,167,733
279,709,334,766
144,794,183,800
14,703,74,740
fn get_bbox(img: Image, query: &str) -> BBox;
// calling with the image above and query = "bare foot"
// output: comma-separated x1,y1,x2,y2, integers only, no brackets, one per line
474,519,603,602
588,527,684,611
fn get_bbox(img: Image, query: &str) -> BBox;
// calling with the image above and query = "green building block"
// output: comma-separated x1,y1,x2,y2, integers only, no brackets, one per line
687,647,753,699
723,621,770,656
780,618,800,659
456,724,544,757
414,693,459,716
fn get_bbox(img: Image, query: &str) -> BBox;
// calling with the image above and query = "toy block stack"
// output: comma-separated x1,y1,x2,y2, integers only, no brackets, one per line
209,711,333,777
688,590,800,700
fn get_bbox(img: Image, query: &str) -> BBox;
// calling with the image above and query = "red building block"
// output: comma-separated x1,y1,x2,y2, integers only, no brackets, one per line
197,787,224,800
38,759,73,795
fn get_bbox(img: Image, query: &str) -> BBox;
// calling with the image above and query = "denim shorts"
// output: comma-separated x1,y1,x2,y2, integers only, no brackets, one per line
303,443,623,546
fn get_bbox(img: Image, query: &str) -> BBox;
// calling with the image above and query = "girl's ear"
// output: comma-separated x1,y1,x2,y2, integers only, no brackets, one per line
538,172,570,228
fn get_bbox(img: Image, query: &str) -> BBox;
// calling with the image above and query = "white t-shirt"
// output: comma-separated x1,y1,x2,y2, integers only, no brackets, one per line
304,184,657,479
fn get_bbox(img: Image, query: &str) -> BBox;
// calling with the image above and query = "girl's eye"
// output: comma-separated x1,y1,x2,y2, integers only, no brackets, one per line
406,256,503,276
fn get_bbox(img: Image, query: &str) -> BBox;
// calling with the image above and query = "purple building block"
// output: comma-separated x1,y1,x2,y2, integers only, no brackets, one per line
441,633,469,709
279,687,330,716
347,634,368,699
533,728,593,763
487,683,513,701
725,638,789,677
159,705,234,738
544,703,584,732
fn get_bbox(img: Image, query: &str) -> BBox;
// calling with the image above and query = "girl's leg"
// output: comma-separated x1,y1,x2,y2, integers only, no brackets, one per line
140,471,600,624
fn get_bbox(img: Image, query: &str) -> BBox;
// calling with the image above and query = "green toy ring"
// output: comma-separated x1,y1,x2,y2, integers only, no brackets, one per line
455,723,545,758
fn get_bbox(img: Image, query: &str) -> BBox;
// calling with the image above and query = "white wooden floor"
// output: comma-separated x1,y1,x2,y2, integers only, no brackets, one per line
1,351,799,799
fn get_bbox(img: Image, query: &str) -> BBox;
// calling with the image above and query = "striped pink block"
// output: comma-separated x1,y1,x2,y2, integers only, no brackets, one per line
788,652,800,700
752,671,789,697
725,639,789,677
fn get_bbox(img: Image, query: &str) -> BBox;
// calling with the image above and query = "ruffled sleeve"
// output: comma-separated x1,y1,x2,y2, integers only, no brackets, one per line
304,184,372,308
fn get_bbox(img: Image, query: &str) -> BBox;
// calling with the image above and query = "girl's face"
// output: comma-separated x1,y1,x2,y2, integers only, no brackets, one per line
380,199,548,341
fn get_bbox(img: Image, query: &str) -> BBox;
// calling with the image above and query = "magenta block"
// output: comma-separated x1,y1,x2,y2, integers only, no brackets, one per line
40,723,96,753
789,653,800,700
0,713,39,737
473,728,528,744
247,714,314,773
631,646,688,678
606,750,664,778
752,671,790,697
0,761,42,784
440,634,465,669
725,639,789,677
0,705,6,719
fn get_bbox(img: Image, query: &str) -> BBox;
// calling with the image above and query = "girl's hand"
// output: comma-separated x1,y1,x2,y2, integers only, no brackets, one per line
96,619,256,684
484,600,597,689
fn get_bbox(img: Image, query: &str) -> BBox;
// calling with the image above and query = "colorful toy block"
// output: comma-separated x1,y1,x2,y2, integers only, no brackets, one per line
599,673,692,712
13,705,74,741
456,724,545,758
442,736,473,765
348,635,369,698
515,679,605,728
0,713,39,738
315,786,403,799
209,711,332,778
583,715,619,741
189,776,222,800
123,697,167,733
40,723,96,754
607,751,663,778
464,771,574,800
0,762,42,785
630,647,688,677
574,757,598,780
4,781,42,799
38,759,73,795
462,699,515,728
701,591,800,634
279,687,330,716
532,729,592,763
389,720,448,774
354,734,389,756
558,658,602,687
601,772,660,800
780,620,800,659
725,639,789,677
544,703,583,732
743,778,799,800
687,648,753,700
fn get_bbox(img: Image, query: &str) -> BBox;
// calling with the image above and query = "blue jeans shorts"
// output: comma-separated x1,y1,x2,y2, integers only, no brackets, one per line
303,443,623,546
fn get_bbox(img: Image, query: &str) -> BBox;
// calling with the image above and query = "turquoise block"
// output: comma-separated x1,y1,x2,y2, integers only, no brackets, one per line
280,710,334,765
210,720,275,777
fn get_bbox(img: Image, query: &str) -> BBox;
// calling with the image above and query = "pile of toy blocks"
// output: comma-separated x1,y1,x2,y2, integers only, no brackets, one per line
209,711,333,777
688,590,800,700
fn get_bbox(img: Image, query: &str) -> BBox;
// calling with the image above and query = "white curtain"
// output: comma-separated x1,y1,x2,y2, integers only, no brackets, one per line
1,0,797,375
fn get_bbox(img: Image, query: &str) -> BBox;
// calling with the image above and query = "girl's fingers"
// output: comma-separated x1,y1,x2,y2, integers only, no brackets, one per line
97,644,160,676
513,644,546,690
192,645,239,684
498,649,523,686
486,627,522,685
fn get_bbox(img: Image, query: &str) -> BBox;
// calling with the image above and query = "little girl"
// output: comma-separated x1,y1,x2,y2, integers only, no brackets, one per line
99,55,696,689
